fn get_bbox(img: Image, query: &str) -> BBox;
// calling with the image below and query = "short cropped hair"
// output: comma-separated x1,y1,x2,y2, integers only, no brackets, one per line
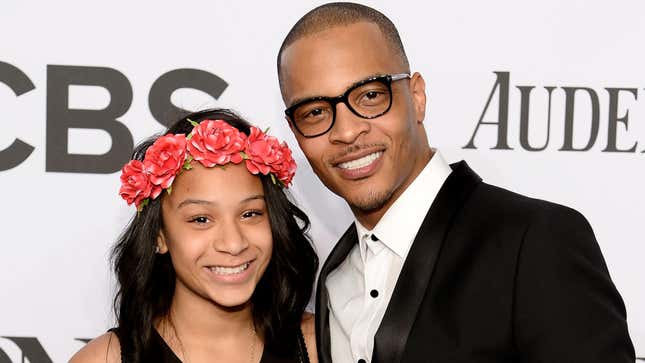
277,2,410,92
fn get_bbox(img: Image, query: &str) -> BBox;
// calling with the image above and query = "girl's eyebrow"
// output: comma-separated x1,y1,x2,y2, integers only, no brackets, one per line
176,194,265,209
177,199,214,209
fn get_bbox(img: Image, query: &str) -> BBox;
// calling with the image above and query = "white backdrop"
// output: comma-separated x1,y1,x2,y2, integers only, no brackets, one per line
1,1,643,361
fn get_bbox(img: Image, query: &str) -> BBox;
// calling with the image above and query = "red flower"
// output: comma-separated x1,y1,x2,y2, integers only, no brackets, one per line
273,142,297,186
119,160,154,208
118,119,298,210
245,127,297,186
144,134,187,189
187,119,246,167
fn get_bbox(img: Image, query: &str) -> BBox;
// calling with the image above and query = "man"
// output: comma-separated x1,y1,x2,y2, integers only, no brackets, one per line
277,3,634,363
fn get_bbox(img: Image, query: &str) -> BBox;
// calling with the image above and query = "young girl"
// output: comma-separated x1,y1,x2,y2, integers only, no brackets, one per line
71,109,318,363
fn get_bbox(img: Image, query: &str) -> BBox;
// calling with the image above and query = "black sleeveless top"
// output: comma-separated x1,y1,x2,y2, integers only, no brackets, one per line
109,328,311,363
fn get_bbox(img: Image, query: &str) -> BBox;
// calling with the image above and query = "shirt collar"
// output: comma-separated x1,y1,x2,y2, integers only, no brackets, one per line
355,150,452,259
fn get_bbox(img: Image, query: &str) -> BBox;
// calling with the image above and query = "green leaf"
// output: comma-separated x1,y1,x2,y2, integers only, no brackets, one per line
186,132,193,140
182,156,194,170
270,173,277,185
166,185,172,195
240,151,249,160
263,126,271,134
138,198,150,212
187,118,200,127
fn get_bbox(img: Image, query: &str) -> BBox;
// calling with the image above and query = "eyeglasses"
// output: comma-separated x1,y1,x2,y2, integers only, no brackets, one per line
285,73,411,138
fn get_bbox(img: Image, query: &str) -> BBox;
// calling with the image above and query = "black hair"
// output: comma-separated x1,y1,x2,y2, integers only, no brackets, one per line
277,2,410,92
111,108,318,361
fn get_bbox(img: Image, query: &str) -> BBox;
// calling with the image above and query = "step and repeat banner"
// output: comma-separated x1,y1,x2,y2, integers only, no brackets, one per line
1,1,643,361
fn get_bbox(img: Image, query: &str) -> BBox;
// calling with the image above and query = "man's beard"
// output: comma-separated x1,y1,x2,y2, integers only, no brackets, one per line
347,187,395,214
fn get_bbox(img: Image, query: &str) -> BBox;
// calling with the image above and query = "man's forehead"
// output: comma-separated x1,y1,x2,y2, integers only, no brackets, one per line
289,21,383,50
280,22,399,105
280,22,388,69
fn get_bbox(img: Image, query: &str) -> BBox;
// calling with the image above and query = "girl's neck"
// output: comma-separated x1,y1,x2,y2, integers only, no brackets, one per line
162,282,254,339
156,282,262,363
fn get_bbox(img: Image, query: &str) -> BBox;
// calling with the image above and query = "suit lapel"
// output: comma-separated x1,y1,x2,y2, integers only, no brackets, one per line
373,161,482,363
315,223,358,363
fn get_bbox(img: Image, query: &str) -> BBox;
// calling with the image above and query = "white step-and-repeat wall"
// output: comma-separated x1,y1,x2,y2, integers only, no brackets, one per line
1,1,643,361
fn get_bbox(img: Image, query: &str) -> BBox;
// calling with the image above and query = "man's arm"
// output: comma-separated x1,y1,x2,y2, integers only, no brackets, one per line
513,203,634,362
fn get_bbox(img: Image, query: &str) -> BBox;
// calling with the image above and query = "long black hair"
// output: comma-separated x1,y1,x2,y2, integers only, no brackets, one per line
111,108,318,362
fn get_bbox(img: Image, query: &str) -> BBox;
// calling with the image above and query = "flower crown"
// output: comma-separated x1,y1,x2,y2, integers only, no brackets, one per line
119,119,297,210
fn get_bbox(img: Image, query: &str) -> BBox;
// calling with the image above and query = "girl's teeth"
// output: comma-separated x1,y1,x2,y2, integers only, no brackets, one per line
338,152,382,170
210,262,250,275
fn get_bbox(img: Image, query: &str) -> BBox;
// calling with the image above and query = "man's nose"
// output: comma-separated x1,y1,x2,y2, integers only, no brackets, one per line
328,102,370,144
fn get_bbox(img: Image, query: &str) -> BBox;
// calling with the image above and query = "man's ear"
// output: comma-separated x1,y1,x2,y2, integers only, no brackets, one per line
285,115,296,133
410,72,427,123
156,229,169,254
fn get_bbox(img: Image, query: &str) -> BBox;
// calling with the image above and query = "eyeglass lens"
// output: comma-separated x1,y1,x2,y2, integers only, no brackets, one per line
293,79,392,137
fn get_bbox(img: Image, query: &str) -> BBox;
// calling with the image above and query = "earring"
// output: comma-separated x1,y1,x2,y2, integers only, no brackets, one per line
155,245,160,254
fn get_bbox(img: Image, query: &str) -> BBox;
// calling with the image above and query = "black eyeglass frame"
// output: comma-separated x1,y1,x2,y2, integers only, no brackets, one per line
284,73,411,138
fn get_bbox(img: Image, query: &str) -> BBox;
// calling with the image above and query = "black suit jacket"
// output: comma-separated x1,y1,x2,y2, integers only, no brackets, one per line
315,161,634,363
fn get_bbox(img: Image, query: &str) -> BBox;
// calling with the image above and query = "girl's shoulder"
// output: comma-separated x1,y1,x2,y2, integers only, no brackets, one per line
68,331,121,363
300,313,318,363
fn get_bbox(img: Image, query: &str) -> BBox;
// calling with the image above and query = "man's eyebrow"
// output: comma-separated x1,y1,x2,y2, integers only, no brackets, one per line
289,92,329,108
287,73,383,107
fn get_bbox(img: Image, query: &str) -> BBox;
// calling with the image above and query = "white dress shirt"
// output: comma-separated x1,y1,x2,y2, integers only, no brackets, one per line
326,151,452,363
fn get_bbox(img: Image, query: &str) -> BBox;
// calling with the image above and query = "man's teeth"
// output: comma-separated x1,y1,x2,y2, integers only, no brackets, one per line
209,262,250,275
338,152,382,170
